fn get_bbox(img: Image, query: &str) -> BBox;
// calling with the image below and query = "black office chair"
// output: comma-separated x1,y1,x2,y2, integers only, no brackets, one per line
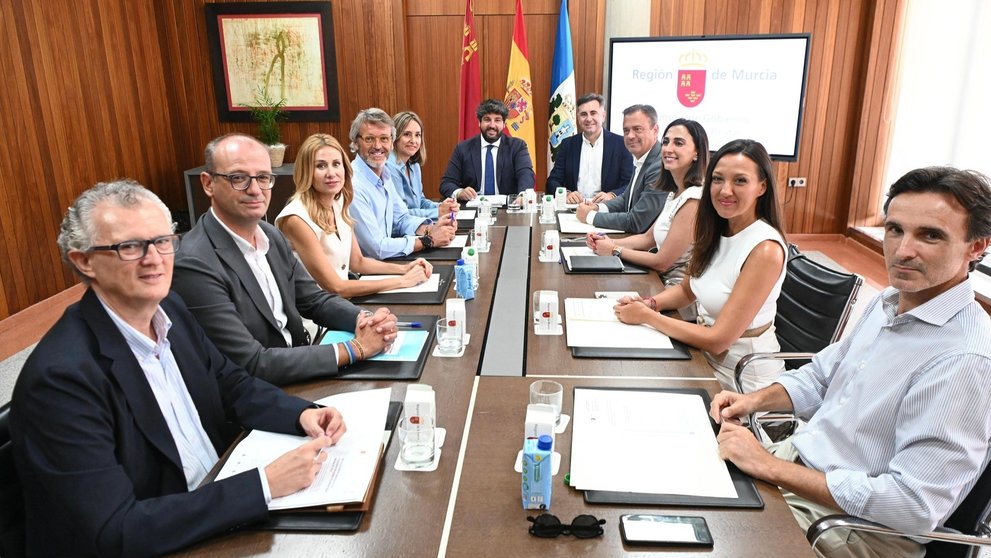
807,462,991,557
733,244,863,393
0,402,26,558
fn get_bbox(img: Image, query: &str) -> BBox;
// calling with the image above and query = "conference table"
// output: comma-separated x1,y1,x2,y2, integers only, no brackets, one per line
174,210,814,557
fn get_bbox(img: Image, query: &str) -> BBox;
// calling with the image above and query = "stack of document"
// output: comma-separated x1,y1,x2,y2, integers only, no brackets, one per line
216,388,391,510
358,274,440,294
564,298,673,350
569,388,738,498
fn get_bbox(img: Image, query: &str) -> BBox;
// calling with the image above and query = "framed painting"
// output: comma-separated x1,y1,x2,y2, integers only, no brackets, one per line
205,1,340,122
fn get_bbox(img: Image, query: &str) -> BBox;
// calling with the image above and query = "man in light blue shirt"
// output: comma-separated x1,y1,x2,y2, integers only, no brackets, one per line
348,108,456,259
710,167,991,557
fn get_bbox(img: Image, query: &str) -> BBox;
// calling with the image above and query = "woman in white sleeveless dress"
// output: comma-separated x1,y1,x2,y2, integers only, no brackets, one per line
276,133,432,298
614,139,787,392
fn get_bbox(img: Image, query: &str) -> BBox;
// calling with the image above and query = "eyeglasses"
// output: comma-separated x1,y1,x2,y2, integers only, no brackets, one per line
89,234,181,261
357,135,393,146
210,172,277,190
526,514,606,539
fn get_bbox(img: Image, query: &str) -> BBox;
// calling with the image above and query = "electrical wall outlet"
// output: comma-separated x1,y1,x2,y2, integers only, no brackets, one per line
788,177,807,188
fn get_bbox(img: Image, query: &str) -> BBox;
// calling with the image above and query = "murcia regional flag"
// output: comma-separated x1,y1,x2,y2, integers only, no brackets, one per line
504,0,536,166
548,0,576,169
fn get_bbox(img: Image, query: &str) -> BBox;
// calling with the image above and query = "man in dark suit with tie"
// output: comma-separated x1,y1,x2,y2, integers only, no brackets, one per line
172,133,397,385
545,93,633,204
11,180,348,556
575,104,667,234
439,99,536,200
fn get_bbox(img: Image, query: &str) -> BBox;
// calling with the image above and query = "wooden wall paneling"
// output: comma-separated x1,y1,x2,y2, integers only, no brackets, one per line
404,13,465,199
848,0,906,228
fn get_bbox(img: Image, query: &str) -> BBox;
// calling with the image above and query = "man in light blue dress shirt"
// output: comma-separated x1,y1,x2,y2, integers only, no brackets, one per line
710,167,991,557
348,108,456,259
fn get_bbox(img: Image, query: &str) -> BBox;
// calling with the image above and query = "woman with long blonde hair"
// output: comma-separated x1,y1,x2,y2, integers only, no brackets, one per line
276,133,431,298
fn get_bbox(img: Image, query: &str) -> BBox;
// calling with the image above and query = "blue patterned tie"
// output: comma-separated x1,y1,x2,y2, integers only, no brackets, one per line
484,144,495,195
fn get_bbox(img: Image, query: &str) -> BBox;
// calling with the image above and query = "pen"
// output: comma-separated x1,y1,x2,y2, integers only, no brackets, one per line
450,211,456,222
396,321,422,328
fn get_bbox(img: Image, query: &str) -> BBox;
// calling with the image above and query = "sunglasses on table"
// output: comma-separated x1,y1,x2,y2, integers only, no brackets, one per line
526,513,606,538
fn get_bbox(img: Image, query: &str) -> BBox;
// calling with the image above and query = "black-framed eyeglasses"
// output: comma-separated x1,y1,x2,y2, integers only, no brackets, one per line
527,513,606,539
209,172,277,190
89,234,181,261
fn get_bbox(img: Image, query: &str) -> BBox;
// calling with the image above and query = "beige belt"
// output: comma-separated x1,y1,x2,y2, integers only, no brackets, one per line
696,316,772,339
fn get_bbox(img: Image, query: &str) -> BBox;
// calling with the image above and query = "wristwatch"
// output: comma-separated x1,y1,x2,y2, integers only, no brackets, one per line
612,246,624,257
420,235,434,249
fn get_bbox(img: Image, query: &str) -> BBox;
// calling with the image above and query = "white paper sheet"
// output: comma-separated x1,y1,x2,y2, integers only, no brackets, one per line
594,291,640,300
455,210,477,220
357,273,440,293
564,298,673,350
556,213,623,234
448,235,470,248
216,388,391,510
569,389,738,499
466,194,508,207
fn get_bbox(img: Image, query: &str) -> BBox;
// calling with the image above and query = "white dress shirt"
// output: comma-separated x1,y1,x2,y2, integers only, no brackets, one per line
577,133,604,197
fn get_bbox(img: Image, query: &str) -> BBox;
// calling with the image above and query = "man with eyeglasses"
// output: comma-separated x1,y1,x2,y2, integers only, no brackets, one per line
439,98,536,201
347,108,457,259
12,180,348,555
172,133,398,385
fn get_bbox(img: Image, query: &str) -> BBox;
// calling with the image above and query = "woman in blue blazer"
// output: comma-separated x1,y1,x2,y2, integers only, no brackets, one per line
388,111,458,218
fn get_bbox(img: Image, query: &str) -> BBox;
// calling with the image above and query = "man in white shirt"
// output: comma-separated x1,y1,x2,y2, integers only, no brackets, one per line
545,93,633,203
12,180,349,556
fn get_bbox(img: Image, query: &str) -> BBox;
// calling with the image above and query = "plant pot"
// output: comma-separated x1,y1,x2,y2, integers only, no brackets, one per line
267,143,287,167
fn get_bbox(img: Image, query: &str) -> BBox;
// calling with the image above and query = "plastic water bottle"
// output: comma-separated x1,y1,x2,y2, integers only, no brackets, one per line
454,259,475,300
462,246,480,289
522,434,553,509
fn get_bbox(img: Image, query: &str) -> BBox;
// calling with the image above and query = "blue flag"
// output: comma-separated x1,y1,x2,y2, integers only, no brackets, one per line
548,0,576,169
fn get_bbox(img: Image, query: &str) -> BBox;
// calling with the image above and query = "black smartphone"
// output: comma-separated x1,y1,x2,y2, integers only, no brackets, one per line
619,514,714,547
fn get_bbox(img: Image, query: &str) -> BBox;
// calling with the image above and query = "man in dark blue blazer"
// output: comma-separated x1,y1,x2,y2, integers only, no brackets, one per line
439,99,535,200
11,180,347,557
545,93,633,203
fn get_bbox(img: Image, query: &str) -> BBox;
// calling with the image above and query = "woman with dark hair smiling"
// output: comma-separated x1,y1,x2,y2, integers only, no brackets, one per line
276,133,432,298
614,139,787,392
587,118,709,298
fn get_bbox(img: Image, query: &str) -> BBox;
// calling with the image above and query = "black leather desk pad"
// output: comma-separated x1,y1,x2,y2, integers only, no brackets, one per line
351,266,453,305
577,387,764,509
387,244,465,261
325,314,438,381
256,401,403,531
570,338,692,360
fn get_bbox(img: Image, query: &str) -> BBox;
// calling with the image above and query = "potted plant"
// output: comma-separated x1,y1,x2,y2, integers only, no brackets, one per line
245,87,288,167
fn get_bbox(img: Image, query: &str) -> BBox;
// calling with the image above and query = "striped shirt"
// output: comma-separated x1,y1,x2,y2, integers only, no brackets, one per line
777,278,991,534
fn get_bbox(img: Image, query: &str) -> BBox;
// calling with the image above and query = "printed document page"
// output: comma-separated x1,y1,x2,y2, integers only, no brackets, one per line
569,388,738,498
564,298,673,350
448,235,470,248
556,213,623,234
358,273,440,293
216,388,391,510
454,210,477,219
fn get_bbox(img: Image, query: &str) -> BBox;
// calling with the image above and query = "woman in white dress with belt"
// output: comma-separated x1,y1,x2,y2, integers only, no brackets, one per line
614,139,787,392
276,133,432,298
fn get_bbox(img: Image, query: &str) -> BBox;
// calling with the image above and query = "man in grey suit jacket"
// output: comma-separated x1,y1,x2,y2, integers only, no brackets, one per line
576,104,667,234
173,134,397,385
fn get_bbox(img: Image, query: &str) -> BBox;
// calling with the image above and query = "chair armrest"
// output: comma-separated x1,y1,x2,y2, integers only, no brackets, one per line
807,514,991,551
734,352,816,393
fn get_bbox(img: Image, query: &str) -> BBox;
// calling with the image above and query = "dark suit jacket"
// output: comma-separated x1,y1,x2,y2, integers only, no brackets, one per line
544,130,633,195
439,135,535,198
172,211,360,385
10,290,312,557
592,140,667,234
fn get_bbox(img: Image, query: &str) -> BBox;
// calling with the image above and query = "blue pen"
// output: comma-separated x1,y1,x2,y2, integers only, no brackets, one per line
451,211,456,222
396,321,422,328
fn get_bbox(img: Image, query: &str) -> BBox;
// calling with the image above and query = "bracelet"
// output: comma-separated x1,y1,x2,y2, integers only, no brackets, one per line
350,339,365,361
341,341,355,366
